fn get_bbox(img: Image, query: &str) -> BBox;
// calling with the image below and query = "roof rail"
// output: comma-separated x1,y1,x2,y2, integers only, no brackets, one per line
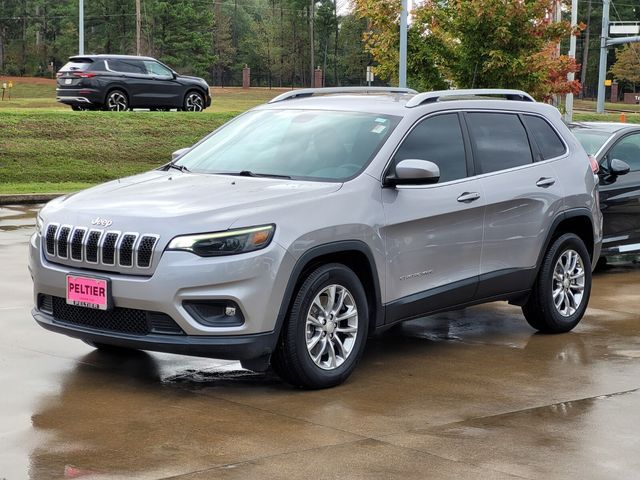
268,87,418,104
405,89,535,108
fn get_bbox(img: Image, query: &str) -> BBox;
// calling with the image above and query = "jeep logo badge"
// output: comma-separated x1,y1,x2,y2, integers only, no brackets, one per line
91,217,113,228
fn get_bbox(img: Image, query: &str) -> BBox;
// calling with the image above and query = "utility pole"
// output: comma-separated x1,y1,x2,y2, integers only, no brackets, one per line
596,0,640,113
596,0,610,113
136,0,141,56
565,0,578,122
79,0,84,55
579,0,592,98
399,0,408,88
310,0,315,87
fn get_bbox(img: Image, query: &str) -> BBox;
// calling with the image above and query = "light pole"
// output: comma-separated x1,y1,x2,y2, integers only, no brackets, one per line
596,0,610,113
399,0,408,88
79,0,84,55
565,0,578,122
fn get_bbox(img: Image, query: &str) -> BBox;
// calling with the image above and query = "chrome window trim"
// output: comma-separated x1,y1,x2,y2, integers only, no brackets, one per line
381,108,571,189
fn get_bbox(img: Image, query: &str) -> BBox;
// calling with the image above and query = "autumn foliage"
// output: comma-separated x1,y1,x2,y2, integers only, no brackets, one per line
355,0,581,100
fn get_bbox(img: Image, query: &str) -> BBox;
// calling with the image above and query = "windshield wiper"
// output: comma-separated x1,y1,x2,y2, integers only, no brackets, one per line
235,170,292,179
166,163,190,173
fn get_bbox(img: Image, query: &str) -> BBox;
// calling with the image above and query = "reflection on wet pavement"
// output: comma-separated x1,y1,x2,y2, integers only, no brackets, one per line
1,205,640,479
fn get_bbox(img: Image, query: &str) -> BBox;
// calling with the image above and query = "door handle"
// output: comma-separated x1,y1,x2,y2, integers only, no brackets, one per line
457,192,481,203
536,177,556,188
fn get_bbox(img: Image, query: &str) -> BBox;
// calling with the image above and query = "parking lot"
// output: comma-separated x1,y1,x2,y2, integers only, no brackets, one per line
2,203,640,479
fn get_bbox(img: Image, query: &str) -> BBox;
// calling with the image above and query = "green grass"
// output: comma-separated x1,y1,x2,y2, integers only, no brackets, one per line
573,112,640,123
0,81,285,194
0,110,238,194
574,99,640,113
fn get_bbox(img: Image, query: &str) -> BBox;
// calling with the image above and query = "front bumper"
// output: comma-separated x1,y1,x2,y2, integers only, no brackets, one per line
29,233,294,359
33,310,277,360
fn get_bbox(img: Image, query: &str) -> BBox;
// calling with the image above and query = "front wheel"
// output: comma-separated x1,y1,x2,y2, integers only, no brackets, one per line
272,263,369,389
183,91,204,112
522,233,592,333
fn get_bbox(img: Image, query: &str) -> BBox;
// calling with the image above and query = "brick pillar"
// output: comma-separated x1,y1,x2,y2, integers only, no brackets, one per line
242,65,250,89
314,67,323,88
610,81,619,103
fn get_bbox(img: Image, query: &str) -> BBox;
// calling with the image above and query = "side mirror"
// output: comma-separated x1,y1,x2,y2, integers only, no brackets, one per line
172,147,190,161
385,159,440,187
609,158,630,176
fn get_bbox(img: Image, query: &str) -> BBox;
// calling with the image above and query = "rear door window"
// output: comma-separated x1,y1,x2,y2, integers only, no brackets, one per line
107,59,147,75
522,115,566,160
466,112,533,174
393,113,468,183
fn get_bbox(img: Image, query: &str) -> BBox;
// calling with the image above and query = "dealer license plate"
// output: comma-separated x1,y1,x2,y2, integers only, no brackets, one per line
66,274,110,310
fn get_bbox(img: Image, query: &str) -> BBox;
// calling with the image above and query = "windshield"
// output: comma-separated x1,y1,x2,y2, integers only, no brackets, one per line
571,128,611,155
175,109,400,181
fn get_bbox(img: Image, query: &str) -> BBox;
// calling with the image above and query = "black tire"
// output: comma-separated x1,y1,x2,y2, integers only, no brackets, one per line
104,89,129,111
522,233,592,333
183,90,205,112
271,263,369,389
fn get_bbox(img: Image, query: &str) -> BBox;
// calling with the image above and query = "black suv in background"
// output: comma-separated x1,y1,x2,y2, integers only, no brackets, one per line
56,54,211,111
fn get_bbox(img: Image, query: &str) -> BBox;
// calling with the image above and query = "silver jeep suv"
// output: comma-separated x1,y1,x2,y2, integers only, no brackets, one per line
30,88,602,389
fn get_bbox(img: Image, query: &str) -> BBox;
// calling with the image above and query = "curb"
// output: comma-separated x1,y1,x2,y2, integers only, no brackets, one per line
0,193,63,205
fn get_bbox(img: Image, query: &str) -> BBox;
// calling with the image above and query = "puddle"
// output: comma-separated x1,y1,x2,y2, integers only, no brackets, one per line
162,368,274,388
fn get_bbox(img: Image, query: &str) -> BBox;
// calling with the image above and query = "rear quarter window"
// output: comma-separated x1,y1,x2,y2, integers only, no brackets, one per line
522,115,566,160
59,59,93,72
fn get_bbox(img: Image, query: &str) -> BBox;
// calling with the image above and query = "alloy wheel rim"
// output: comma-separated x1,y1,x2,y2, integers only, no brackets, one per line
107,92,127,111
185,93,203,111
552,249,585,317
305,284,358,370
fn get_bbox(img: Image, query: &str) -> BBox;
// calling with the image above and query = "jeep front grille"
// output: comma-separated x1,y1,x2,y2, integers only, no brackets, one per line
44,223,159,270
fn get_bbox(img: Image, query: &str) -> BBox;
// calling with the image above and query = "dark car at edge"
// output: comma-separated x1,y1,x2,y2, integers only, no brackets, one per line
570,122,639,257
56,54,212,112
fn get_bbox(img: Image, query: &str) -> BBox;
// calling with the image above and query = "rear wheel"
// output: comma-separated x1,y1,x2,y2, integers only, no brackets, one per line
105,89,129,111
272,263,369,389
522,233,592,333
183,91,204,112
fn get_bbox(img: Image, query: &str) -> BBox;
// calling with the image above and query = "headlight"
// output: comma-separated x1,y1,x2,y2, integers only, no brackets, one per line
167,225,275,257
35,213,44,235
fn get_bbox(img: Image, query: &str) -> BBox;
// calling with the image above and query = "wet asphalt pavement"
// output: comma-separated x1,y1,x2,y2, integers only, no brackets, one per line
2,204,640,480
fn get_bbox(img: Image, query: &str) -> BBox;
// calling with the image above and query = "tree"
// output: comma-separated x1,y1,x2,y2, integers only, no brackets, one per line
416,0,582,99
610,43,640,92
355,0,581,99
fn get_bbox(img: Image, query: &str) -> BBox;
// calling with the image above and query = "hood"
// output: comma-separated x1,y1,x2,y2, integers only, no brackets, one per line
178,74,208,86
42,170,341,237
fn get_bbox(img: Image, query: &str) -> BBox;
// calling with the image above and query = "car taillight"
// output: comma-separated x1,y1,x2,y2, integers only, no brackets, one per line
588,155,599,174
73,72,96,78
